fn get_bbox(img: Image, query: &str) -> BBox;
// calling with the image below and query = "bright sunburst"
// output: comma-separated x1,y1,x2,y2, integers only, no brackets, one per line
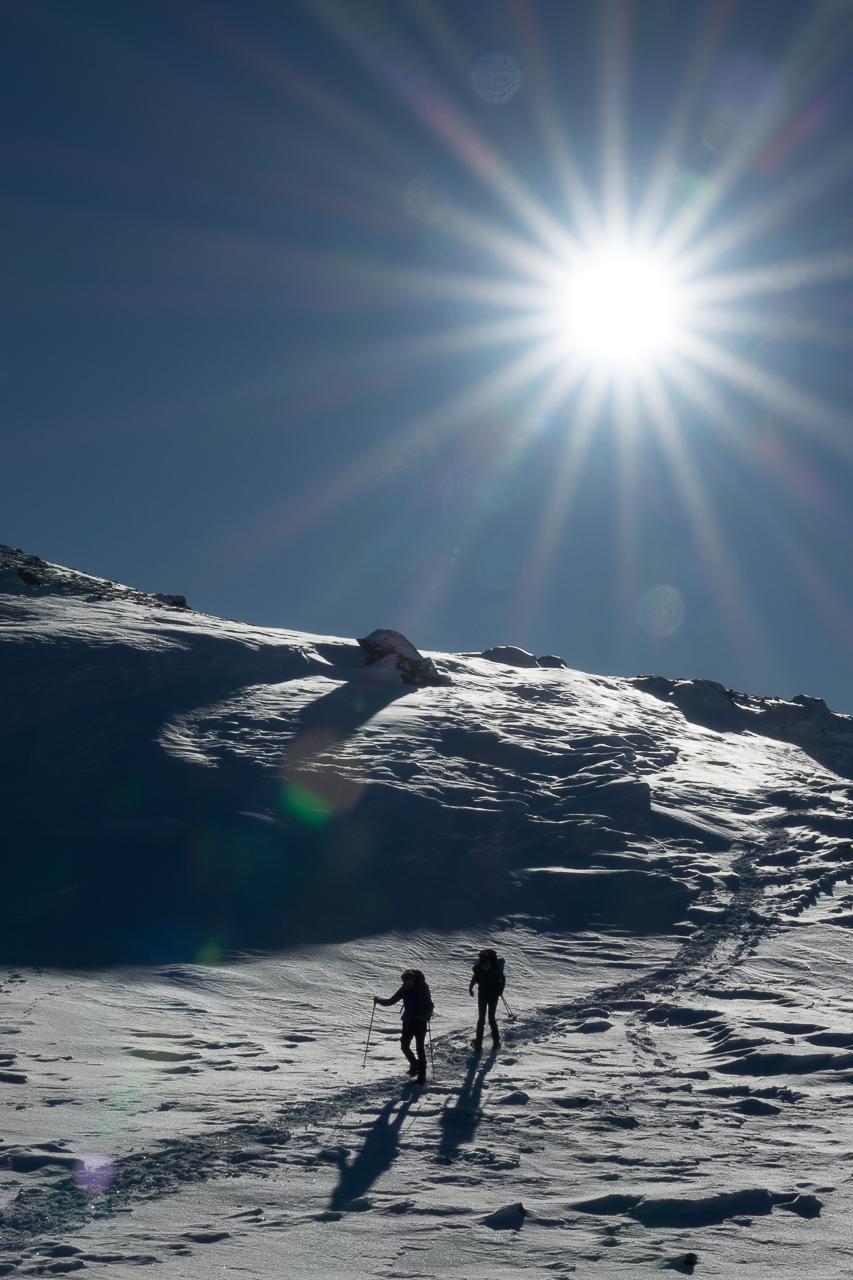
235,0,853,653
551,244,685,370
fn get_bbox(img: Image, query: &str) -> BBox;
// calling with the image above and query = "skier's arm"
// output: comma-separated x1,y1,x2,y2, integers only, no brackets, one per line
468,967,479,996
374,986,404,1006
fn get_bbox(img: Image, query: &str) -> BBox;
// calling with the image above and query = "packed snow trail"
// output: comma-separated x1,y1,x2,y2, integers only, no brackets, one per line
3,826,849,1263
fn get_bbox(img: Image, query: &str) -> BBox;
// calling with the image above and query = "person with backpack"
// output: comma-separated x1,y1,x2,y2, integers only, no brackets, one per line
374,968,433,1084
469,948,505,1051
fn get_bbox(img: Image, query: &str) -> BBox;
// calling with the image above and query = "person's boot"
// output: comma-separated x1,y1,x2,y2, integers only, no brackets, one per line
471,1037,483,1052
416,1068,427,1085
492,1035,501,1049
407,1062,419,1076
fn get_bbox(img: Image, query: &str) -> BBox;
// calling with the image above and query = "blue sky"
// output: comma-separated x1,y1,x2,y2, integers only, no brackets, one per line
5,0,853,710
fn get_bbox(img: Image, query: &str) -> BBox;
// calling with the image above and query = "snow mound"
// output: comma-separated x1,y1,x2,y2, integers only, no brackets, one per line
481,1201,526,1229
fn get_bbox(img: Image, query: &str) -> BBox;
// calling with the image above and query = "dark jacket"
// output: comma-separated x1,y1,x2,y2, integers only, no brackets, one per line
470,956,505,996
377,981,434,1022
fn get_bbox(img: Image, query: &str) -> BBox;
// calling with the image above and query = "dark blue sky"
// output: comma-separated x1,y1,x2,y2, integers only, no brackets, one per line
5,0,853,709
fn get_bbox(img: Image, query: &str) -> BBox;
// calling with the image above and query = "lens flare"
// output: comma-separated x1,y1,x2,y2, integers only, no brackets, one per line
73,1153,115,1194
637,585,686,637
280,780,333,828
470,52,522,104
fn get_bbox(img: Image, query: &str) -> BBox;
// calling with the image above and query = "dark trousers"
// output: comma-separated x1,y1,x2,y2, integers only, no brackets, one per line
401,1017,427,1077
476,991,500,1043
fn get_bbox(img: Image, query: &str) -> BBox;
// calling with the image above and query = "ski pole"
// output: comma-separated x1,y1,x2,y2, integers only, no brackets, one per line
427,1023,436,1081
501,995,516,1020
362,1002,377,1068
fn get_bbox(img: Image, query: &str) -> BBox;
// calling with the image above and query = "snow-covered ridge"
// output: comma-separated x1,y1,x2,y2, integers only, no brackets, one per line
1,542,191,611
4,543,853,966
633,673,853,779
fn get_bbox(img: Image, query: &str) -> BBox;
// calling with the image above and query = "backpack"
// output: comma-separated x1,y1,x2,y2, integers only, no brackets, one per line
404,971,434,1021
474,952,506,994
412,982,434,1021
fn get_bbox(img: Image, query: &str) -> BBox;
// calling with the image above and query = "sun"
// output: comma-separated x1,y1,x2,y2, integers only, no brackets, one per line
551,245,686,371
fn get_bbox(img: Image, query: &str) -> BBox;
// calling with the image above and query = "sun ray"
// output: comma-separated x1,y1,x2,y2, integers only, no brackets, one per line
676,137,853,279
676,330,853,458
425,203,579,287
757,509,853,654
665,351,752,444
683,248,853,308
638,367,772,666
598,0,631,240
377,264,556,313
634,0,735,243
511,366,609,637
275,310,578,424
202,6,583,294
683,303,853,351
226,330,572,574
305,0,579,259
660,1,853,258
666,354,849,555
197,8,406,164
612,377,642,623
510,0,602,244
407,0,472,85
396,359,587,638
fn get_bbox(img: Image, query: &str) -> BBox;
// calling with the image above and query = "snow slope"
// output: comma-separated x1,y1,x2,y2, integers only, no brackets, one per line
3,544,853,1277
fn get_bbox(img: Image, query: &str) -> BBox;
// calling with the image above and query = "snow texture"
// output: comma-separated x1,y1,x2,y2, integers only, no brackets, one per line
4,543,853,1277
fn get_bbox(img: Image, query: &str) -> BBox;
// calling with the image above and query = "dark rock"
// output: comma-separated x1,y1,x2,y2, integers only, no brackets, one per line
480,645,540,668
537,654,567,669
357,629,449,686
153,593,189,609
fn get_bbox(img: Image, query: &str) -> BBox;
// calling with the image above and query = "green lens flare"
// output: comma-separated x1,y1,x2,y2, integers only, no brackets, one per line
279,782,332,828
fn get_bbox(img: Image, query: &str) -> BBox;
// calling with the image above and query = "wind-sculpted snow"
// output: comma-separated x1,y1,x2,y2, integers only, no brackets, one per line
5,546,853,1274
3,542,853,968
634,674,853,779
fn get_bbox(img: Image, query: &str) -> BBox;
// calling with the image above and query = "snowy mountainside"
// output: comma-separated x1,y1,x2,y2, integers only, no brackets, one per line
5,545,853,1276
4,541,853,964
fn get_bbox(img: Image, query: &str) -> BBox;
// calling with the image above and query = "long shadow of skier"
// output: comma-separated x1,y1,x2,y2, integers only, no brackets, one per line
328,1093,415,1212
437,1047,498,1163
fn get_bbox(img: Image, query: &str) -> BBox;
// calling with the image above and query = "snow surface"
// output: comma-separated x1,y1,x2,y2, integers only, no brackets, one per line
4,544,853,1276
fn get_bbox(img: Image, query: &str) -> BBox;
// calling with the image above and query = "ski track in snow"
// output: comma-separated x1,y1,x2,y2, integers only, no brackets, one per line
4,546,853,1275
